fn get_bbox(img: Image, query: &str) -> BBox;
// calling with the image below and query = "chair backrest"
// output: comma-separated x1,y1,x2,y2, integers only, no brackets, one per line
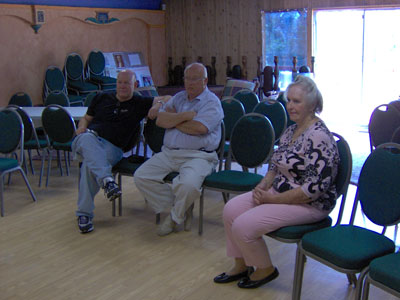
221,98,245,141
331,132,353,225
9,92,33,107
65,53,85,81
84,92,97,107
368,104,400,151
143,118,166,154
253,100,287,142
0,108,24,163
352,143,400,227
6,105,36,143
45,91,70,107
221,79,255,100
136,86,159,97
233,90,260,114
230,113,275,168
87,50,105,76
41,105,76,144
44,66,66,96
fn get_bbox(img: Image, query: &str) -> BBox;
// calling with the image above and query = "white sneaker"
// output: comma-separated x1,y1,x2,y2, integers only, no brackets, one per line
157,214,176,236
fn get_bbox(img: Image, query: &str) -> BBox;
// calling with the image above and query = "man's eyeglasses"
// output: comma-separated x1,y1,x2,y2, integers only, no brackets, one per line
184,77,205,82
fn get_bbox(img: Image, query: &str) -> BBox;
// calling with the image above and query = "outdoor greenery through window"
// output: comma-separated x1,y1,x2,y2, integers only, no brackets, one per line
262,9,308,70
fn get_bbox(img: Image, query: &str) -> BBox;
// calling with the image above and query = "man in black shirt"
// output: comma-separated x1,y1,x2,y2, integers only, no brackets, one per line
72,70,170,233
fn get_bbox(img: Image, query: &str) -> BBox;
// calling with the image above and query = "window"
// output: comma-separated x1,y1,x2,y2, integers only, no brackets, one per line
262,9,308,70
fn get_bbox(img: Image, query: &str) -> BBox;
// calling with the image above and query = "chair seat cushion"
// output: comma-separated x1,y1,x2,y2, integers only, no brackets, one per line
369,252,400,293
302,225,395,270
0,158,19,171
52,141,72,151
203,170,263,191
25,139,48,149
91,75,117,85
268,217,332,240
68,80,98,92
112,155,147,175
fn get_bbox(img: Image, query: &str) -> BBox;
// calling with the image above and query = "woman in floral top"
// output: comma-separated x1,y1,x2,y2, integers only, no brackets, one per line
214,75,340,289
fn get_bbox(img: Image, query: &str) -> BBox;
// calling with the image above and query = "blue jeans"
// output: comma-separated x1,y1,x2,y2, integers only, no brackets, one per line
72,132,123,218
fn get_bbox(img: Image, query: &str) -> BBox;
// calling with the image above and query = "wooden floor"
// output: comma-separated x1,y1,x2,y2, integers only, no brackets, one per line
0,158,398,300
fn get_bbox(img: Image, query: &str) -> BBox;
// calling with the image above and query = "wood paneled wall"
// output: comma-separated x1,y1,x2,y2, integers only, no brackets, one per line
165,0,400,85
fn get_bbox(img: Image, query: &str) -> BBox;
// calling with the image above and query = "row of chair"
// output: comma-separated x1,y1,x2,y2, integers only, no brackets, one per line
43,50,116,106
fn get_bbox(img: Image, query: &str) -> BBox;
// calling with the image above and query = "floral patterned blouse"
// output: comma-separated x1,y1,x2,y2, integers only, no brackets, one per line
268,120,340,212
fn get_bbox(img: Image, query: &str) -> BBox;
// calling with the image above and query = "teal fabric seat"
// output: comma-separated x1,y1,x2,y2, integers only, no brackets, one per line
0,158,19,171
362,252,400,299
269,217,332,240
293,144,400,300
0,108,37,216
203,170,263,191
302,225,395,270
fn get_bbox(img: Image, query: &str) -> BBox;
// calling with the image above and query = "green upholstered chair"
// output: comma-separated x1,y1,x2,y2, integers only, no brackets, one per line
7,105,49,187
135,86,159,97
9,92,33,107
41,105,76,187
44,66,84,106
64,53,99,96
221,98,245,170
220,79,255,100
361,251,400,299
86,50,116,91
44,91,70,107
253,100,287,143
267,133,352,292
292,143,400,300
233,89,260,114
368,103,400,152
198,113,275,234
0,108,37,216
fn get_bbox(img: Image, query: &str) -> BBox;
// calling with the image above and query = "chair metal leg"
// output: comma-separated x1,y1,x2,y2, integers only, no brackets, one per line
361,274,371,300
38,148,47,187
28,149,35,175
57,150,63,176
118,173,122,216
355,268,370,300
347,273,357,287
18,168,37,203
0,176,4,217
292,247,307,300
156,213,160,224
199,189,204,235
46,150,52,187
64,151,70,176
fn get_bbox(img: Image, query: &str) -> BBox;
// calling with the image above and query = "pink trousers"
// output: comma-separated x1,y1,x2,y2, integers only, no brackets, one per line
223,190,329,268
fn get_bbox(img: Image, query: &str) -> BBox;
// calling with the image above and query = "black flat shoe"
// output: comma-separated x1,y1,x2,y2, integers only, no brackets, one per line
237,268,279,289
214,267,254,283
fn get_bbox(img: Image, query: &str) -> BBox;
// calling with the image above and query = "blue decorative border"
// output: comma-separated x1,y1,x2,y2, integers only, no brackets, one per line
0,0,162,10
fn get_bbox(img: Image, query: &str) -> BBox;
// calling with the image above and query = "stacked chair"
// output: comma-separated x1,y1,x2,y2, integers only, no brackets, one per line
85,50,116,91
233,89,260,113
64,53,99,96
44,66,84,106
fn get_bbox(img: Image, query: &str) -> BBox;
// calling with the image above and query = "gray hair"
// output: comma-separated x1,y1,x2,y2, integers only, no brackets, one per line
184,62,208,79
285,75,323,114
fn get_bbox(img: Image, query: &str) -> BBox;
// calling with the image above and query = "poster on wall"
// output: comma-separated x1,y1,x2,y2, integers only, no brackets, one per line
103,51,154,87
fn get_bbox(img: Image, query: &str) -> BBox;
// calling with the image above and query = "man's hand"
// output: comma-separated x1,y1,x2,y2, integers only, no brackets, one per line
147,105,160,120
75,127,87,135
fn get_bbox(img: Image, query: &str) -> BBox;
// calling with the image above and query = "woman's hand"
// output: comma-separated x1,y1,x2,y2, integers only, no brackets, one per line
252,186,275,205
